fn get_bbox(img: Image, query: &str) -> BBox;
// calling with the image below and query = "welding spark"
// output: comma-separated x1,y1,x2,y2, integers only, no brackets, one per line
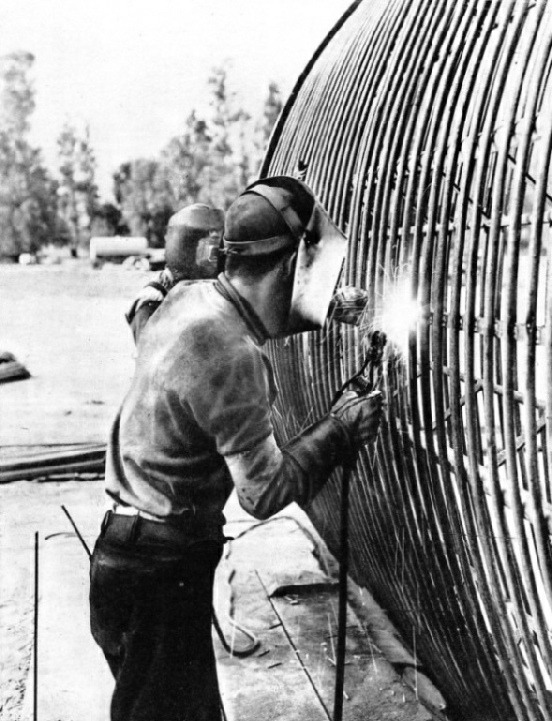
370,277,421,355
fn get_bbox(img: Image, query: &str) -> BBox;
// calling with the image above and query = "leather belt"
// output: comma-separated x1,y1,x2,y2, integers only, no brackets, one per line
106,501,194,524
101,512,201,551
101,501,226,542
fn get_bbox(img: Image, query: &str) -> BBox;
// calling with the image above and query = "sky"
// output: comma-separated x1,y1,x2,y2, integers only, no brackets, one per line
1,0,353,198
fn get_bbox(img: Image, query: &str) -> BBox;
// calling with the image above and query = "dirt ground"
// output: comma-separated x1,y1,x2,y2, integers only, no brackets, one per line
0,261,149,447
0,263,442,720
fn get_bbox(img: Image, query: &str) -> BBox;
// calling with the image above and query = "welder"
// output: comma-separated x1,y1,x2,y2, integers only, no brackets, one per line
89,176,383,721
125,203,225,342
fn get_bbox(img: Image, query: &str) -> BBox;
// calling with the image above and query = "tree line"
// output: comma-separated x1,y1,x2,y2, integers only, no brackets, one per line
0,51,283,258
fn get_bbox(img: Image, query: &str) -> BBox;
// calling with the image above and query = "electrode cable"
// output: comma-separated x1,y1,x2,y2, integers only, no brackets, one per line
332,332,386,721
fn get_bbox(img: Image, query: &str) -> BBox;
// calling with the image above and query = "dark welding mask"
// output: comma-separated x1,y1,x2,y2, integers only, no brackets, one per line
223,176,347,335
165,205,224,280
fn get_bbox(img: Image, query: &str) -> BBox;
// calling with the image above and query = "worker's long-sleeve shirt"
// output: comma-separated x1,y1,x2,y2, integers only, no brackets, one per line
106,274,350,538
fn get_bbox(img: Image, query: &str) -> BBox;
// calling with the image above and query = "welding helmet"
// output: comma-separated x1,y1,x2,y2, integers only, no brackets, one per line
223,176,347,336
165,204,224,280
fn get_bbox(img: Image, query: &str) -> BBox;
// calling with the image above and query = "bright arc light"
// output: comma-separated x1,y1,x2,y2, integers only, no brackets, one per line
376,279,420,353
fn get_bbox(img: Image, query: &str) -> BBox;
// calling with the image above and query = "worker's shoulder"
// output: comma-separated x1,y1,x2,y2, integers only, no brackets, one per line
150,279,250,348
175,280,239,329
169,278,217,301
154,280,222,324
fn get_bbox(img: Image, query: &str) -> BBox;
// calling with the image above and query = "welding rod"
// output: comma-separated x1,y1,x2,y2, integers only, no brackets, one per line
61,505,91,558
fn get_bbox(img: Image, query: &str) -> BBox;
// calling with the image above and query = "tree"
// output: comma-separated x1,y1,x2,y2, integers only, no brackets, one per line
203,70,282,203
90,202,128,237
20,157,60,252
161,110,212,208
254,81,283,174
57,121,98,253
203,65,253,208
0,51,58,258
113,158,175,244
110,72,285,244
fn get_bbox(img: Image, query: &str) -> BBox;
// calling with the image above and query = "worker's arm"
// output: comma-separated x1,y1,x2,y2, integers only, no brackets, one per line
128,300,162,343
185,327,382,521
125,268,175,343
225,390,382,520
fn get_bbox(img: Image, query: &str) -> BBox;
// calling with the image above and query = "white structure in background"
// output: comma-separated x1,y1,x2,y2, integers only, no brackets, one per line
89,236,149,268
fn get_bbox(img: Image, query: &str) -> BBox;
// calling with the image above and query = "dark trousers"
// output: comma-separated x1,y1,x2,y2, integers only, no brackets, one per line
90,513,224,721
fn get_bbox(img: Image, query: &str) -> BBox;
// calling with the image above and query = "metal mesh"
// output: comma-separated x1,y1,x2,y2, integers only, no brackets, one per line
261,1,552,719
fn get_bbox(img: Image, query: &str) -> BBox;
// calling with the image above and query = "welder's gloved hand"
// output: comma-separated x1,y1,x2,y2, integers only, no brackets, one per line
328,286,369,325
227,392,383,521
330,390,383,446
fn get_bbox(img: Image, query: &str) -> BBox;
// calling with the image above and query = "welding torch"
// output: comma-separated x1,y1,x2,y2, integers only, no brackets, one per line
329,285,387,397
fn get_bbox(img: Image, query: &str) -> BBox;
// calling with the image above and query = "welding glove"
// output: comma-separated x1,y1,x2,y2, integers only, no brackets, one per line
226,391,383,521
330,390,383,446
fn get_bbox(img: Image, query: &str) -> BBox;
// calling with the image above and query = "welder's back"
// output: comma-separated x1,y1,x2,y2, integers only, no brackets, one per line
104,279,275,535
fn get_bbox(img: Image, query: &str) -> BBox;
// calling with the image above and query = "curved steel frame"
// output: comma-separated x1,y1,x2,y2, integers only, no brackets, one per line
261,1,552,719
